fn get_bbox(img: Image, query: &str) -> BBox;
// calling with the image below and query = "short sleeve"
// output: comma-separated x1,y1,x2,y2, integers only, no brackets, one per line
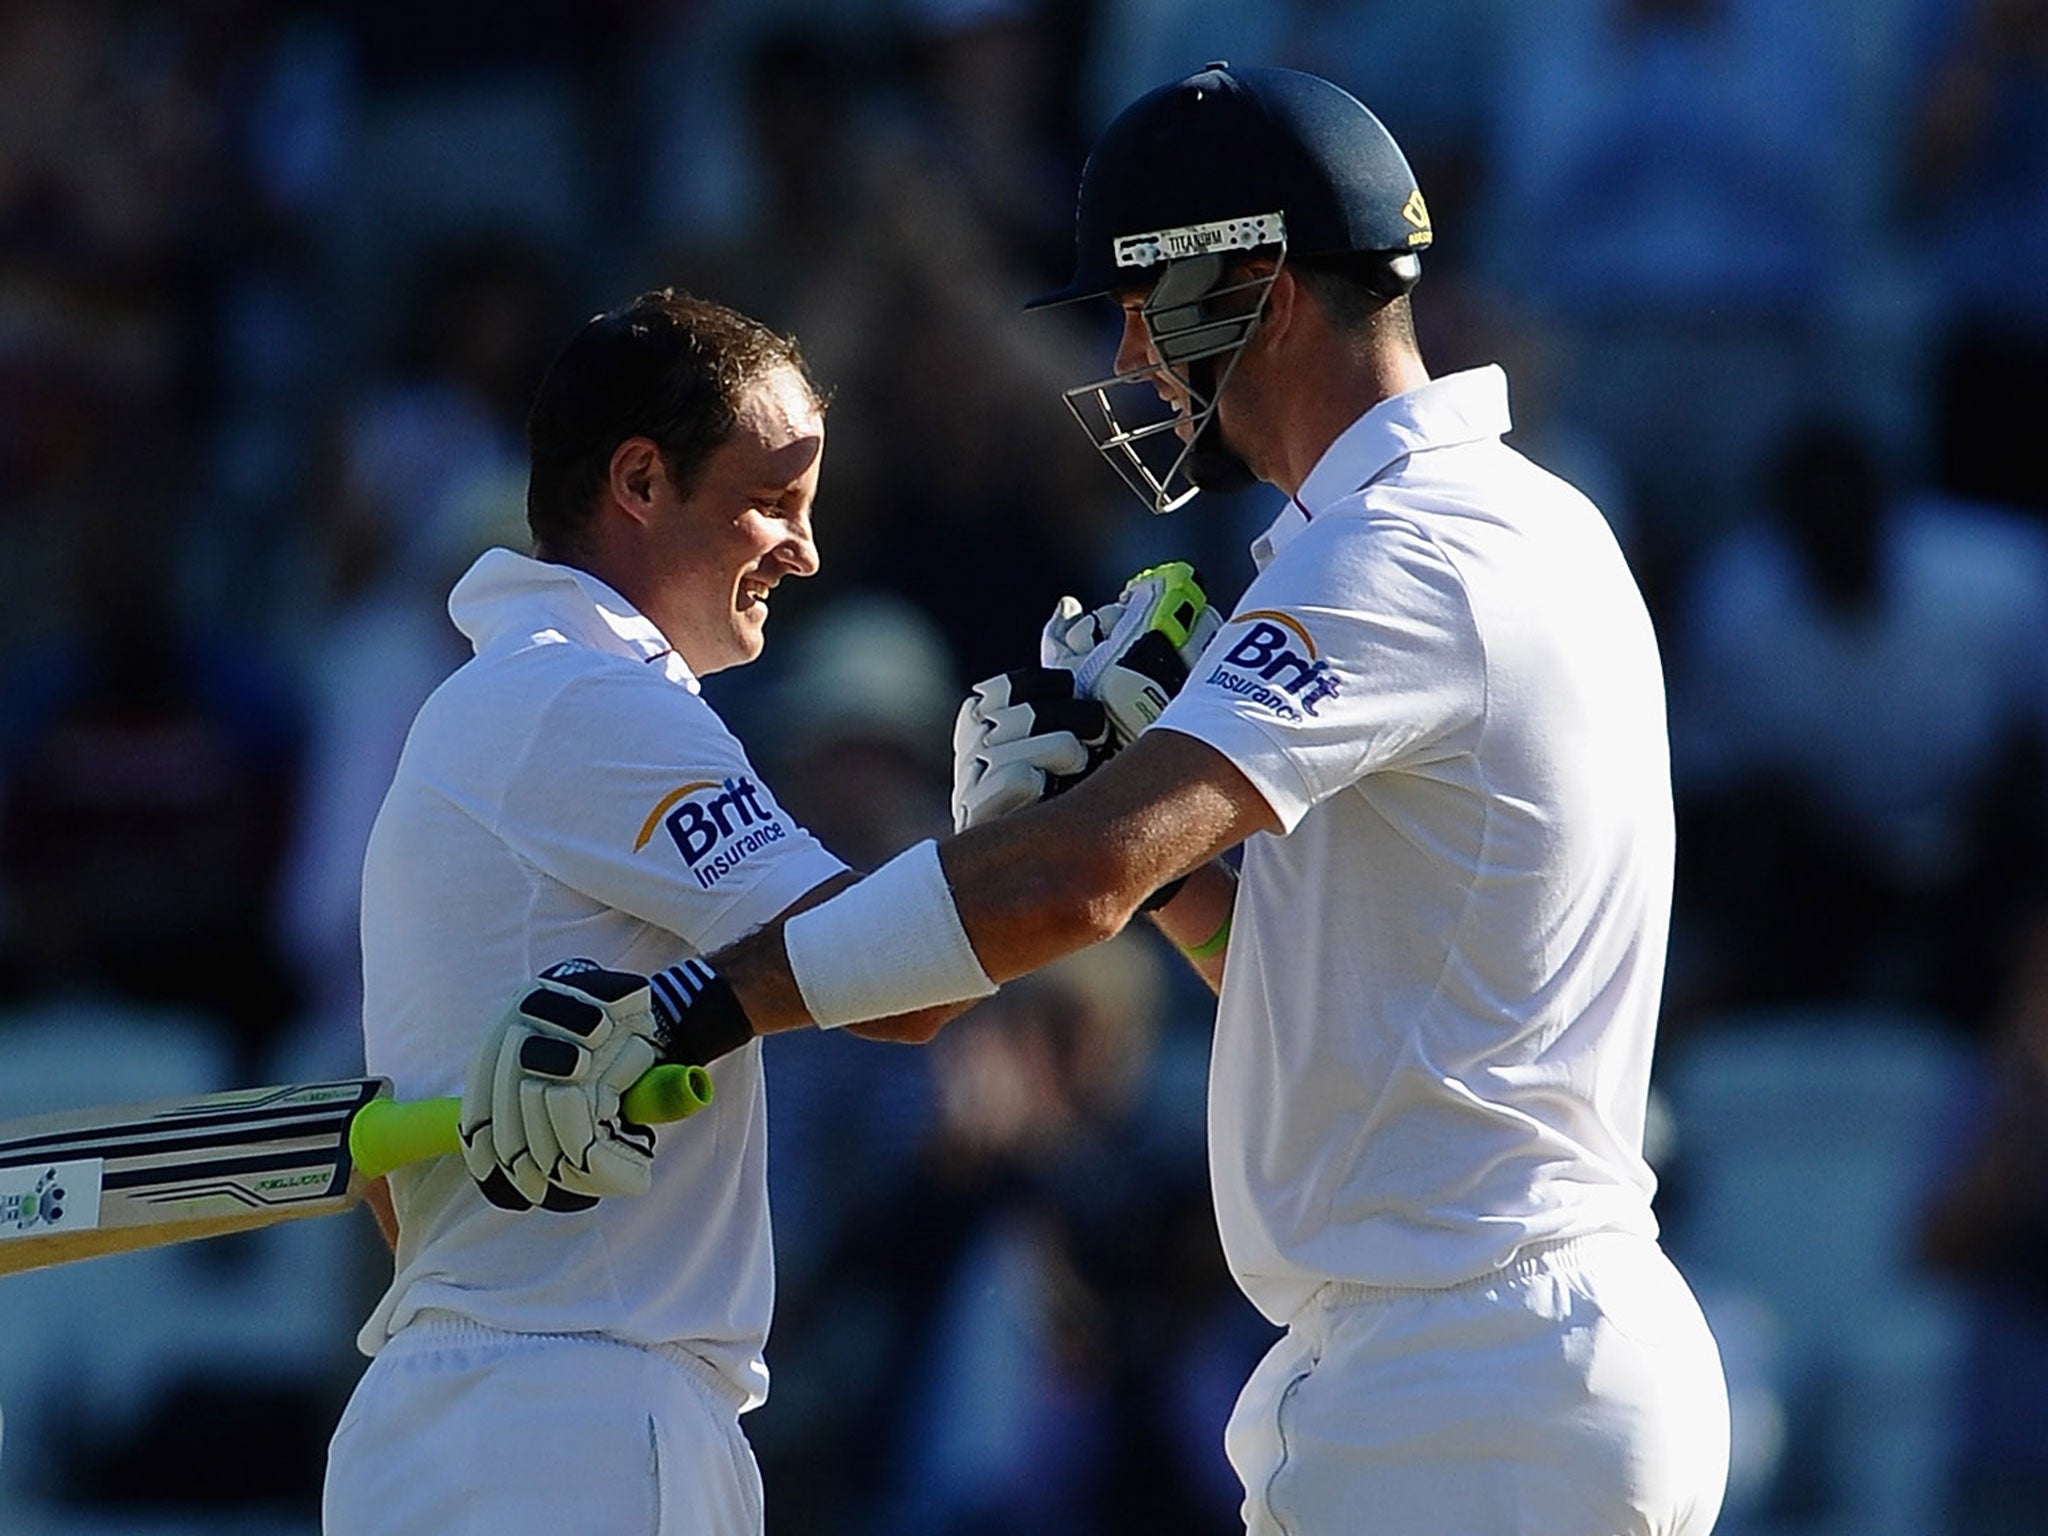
1154,513,1484,832
497,664,846,954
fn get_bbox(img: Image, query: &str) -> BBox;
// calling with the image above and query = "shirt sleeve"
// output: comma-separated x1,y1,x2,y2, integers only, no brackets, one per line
1154,511,1485,832
495,662,847,954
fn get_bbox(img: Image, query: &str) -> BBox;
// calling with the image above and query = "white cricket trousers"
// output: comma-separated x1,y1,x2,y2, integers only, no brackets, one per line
322,1313,764,1536
1225,1233,1730,1536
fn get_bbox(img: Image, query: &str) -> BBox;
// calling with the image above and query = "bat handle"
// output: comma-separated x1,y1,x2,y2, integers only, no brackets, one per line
347,1063,715,1181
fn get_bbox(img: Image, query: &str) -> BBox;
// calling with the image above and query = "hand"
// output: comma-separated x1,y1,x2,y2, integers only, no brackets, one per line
1047,562,1221,746
951,665,1113,832
460,960,662,1212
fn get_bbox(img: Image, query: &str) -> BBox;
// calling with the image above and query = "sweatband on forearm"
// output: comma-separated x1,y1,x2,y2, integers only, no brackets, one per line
782,839,997,1027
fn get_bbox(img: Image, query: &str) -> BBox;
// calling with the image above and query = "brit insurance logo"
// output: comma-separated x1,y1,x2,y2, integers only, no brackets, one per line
1202,610,1342,721
635,776,790,889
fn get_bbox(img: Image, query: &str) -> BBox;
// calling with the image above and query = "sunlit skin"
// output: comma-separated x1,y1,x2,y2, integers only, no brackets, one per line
532,360,961,1047
1115,262,1428,497
1113,262,1293,488
584,364,825,677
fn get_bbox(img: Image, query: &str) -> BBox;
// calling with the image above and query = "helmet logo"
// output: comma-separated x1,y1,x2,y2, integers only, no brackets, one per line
1401,189,1432,246
1114,212,1286,269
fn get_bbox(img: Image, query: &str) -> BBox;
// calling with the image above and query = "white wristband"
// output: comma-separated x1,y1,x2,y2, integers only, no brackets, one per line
783,839,997,1028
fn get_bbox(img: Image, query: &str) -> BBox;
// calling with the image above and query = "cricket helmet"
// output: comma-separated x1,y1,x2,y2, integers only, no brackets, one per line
1032,64,1432,512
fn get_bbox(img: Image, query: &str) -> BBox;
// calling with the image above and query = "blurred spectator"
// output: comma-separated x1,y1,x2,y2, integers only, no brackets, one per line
1478,0,1862,566
1908,0,2048,334
896,0,1088,288
1078,0,1294,137
757,934,1260,1536
753,592,960,869
1279,0,1512,261
0,0,225,656
1669,417,2048,1025
649,9,1118,683
1910,0,2048,520
0,496,303,1075
633,0,901,258
314,0,628,367
1918,901,2048,1534
273,240,567,1073
742,593,961,1299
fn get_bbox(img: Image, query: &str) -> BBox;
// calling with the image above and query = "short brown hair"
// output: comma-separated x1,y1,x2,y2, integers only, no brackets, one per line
524,289,821,557
1286,252,1416,344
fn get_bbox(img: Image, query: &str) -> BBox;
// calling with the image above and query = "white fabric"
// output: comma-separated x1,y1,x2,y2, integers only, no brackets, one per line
783,839,996,1026
324,1313,764,1535
354,548,846,1407
1224,1234,1728,1536
1153,365,1675,1317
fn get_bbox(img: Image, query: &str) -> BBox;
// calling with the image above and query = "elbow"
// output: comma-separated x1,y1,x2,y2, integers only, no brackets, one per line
892,1007,955,1045
1033,842,1137,951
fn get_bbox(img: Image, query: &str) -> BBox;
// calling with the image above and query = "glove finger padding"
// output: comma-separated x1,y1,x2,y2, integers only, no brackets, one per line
545,1032,658,1198
952,667,1113,833
459,961,666,1211
461,1034,533,1211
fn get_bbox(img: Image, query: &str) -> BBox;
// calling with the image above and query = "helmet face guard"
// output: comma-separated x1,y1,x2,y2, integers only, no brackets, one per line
1060,218,1286,514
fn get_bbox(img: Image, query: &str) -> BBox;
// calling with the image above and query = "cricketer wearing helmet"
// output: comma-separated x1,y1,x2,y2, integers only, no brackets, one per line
471,65,1732,1536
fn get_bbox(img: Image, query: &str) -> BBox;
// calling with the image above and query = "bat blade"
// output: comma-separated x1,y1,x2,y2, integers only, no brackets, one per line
0,1079,388,1276
0,1062,714,1277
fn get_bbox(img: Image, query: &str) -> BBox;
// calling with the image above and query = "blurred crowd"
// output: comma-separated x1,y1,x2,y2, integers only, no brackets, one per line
1,1,2046,1532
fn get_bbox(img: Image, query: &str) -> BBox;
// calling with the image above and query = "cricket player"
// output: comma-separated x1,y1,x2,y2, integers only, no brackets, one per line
321,290,960,1536
471,67,1732,1534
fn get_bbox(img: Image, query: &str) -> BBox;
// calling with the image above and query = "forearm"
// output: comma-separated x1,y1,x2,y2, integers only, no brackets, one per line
1147,860,1236,994
712,811,1117,1035
845,1002,975,1044
714,730,1271,1033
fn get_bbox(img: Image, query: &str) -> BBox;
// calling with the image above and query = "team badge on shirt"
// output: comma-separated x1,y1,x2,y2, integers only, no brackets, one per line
1202,610,1342,721
635,776,791,888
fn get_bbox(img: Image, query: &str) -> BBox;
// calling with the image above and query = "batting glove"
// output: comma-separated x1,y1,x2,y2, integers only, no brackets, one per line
951,665,1114,833
460,960,662,1213
1044,561,1221,746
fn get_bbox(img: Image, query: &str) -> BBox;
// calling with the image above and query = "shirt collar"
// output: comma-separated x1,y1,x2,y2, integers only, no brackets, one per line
1251,365,1513,566
447,547,701,692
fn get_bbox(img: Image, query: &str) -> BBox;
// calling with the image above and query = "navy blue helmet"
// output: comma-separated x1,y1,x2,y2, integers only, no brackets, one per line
1034,65,1430,512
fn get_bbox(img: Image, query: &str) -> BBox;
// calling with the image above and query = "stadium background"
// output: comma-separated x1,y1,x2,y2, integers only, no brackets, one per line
1,1,2045,1532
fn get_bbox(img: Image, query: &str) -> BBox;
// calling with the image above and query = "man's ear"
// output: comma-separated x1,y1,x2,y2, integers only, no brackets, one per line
606,437,663,527
1251,264,1297,355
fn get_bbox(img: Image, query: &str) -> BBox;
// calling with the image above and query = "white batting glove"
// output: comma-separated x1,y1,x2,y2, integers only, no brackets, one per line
1041,593,1123,669
1044,562,1222,746
459,960,662,1212
951,665,1113,832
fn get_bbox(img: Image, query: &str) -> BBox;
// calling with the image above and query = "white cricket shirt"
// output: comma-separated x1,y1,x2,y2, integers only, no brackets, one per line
1155,366,1671,1322
356,550,846,1407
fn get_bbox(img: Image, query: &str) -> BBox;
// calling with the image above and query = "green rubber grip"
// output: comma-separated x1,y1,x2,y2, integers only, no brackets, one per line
347,1063,715,1181
1123,560,1208,650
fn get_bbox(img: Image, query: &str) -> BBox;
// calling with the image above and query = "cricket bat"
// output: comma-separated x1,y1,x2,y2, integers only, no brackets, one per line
0,1063,713,1278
